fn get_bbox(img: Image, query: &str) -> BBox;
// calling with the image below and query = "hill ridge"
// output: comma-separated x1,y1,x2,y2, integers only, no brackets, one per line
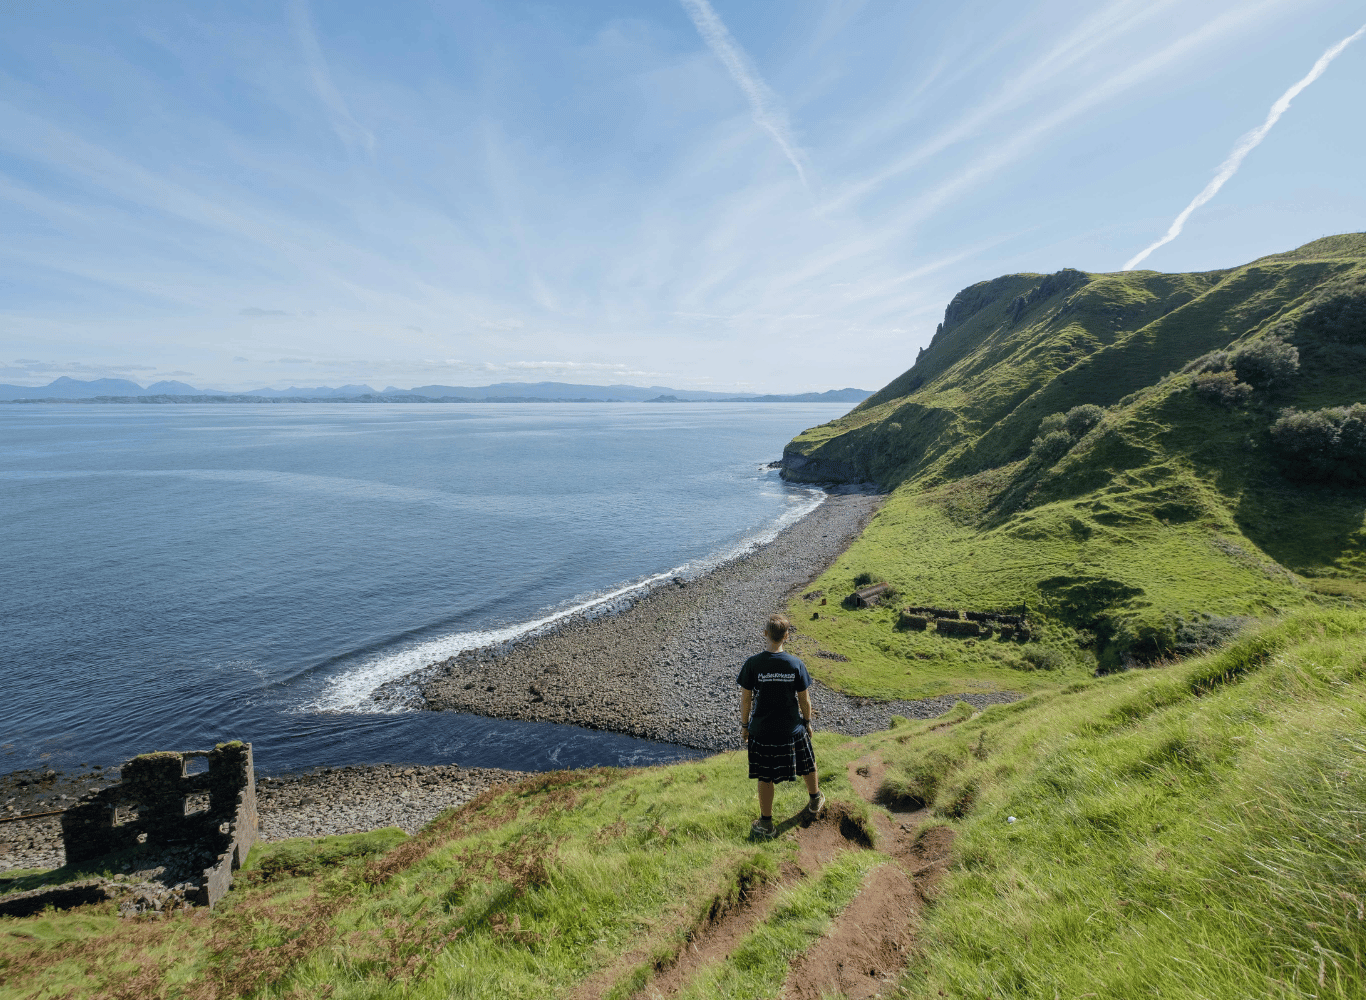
779,232,1366,672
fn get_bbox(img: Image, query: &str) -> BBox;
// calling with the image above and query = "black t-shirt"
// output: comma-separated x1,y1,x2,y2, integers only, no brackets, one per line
736,650,811,739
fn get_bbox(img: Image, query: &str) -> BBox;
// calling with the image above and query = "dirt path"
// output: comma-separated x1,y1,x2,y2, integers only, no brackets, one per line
781,861,920,999
776,751,956,1000
578,746,958,1000
575,802,873,1000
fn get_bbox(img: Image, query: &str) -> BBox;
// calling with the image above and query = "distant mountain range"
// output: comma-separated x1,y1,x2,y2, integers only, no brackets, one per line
0,376,873,404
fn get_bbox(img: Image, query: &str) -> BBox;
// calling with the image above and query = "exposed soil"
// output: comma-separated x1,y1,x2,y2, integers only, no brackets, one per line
780,860,920,1000
639,870,788,1000
846,751,889,805
578,800,871,1000
772,751,957,999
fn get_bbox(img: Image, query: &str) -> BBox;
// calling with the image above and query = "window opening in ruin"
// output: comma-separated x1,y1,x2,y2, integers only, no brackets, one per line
112,805,139,827
184,756,209,776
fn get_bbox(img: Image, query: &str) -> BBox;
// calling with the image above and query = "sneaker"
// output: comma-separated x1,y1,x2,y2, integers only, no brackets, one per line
750,816,776,839
806,792,826,816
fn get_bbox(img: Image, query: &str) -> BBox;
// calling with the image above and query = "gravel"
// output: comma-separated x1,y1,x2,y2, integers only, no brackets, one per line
255,763,523,840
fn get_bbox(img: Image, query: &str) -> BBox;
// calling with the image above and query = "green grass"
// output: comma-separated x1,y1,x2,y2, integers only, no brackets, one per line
878,608,1366,999
3,611,1365,998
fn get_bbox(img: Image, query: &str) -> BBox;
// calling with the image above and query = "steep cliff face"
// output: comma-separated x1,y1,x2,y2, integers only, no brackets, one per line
782,235,1366,489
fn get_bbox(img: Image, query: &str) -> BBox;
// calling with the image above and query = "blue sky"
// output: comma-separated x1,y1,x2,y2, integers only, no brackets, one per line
2,0,1363,392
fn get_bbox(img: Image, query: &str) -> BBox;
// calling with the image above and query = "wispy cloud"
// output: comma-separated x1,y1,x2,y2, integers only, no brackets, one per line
0,0,1348,394
678,0,810,190
1124,21,1366,271
746,0,1287,307
286,0,375,156
826,0,1186,211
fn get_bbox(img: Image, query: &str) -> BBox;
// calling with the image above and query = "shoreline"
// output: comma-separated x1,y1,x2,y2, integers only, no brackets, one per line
3,482,1022,871
416,485,1019,751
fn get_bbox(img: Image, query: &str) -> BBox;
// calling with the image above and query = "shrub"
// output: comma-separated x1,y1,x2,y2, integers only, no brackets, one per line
1063,403,1104,437
852,571,875,587
1101,618,1178,671
1030,429,1074,464
1035,412,1067,438
1269,403,1366,484
1173,614,1252,655
1018,644,1067,671
1229,335,1299,389
1030,405,1106,464
1185,350,1229,374
1298,281,1366,344
1193,369,1253,406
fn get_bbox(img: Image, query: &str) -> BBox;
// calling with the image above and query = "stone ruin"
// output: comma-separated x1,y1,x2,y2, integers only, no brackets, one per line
0,742,258,918
897,606,1031,641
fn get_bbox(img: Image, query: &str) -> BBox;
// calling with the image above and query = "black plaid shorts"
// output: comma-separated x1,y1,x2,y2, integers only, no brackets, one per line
747,729,817,784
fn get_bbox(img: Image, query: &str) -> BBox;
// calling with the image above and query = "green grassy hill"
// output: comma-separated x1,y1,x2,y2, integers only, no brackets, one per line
783,234,1366,677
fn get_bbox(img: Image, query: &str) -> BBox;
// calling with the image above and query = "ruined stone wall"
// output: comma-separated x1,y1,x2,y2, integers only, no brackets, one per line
58,741,258,909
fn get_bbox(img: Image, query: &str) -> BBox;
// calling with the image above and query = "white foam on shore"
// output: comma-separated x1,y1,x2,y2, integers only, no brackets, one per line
308,484,826,713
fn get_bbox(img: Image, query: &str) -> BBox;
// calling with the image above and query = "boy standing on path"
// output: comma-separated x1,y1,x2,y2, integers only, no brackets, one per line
737,614,825,839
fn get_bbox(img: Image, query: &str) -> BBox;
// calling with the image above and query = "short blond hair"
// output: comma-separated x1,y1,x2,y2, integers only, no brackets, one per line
765,614,790,643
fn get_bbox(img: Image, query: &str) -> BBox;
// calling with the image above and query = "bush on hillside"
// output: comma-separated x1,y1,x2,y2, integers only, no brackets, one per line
1229,335,1300,389
1030,429,1075,464
1185,350,1229,374
1063,404,1104,437
1017,644,1068,671
1193,369,1254,406
1296,279,1366,344
1104,618,1178,670
1035,412,1067,438
1269,403,1366,485
1030,404,1107,464
1173,614,1253,655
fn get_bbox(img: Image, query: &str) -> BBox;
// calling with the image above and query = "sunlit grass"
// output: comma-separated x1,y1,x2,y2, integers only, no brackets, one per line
4,612,1366,999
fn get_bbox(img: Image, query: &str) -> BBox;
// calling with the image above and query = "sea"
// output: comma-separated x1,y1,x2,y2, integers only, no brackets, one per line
0,403,849,776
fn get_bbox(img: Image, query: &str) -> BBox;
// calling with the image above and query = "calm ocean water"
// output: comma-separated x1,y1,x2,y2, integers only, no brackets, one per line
0,403,847,775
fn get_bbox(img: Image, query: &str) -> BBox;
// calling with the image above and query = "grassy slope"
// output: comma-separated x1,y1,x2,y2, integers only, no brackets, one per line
0,753,884,1000
4,610,1364,999
782,235,1366,686
893,607,1366,1000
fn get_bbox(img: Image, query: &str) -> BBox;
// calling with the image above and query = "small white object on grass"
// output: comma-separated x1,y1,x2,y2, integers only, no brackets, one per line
1007,816,1017,823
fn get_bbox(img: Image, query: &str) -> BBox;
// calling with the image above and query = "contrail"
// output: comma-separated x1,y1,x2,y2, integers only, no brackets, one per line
679,0,809,189
1124,22,1365,271
287,0,376,155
